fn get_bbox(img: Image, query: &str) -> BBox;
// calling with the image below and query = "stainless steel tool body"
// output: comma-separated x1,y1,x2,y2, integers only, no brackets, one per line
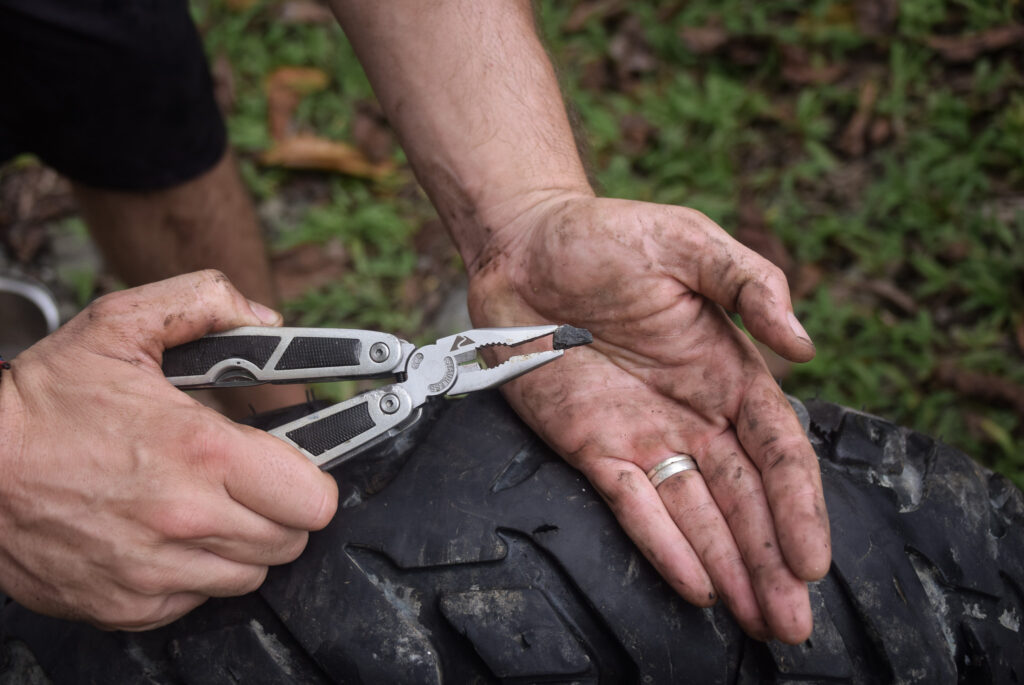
164,325,586,470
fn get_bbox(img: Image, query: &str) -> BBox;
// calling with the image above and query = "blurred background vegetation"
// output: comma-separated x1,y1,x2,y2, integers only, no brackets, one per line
1,0,1022,486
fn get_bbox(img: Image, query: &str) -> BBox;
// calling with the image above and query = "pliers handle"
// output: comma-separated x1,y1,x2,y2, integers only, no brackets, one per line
163,324,591,469
162,327,414,389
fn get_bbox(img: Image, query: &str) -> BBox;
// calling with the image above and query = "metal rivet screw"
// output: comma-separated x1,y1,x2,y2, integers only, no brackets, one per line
369,342,390,363
379,393,400,414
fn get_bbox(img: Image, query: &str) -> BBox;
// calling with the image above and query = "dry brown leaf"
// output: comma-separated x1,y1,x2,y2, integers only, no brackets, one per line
265,67,330,142
277,0,335,24
869,117,891,146
619,113,657,156
854,0,898,37
838,80,880,157
935,360,1024,417
861,279,917,315
608,15,657,89
579,59,612,91
679,25,729,55
735,196,797,283
926,25,1024,62
792,264,824,301
563,0,625,33
727,40,771,67
261,135,394,179
265,66,330,95
780,45,846,86
271,240,348,301
211,54,235,115
352,101,394,164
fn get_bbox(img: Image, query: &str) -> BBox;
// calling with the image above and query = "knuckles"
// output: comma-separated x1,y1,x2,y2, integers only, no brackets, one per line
235,565,269,595
90,593,183,631
149,499,219,541
116,561,180,597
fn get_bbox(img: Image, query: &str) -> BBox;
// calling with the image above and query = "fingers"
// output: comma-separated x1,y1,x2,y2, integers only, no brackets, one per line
586,462,716,606
97,551,270,631
142,491,311,567
654,467,770,640
697,436,814,644
217,423,339,532
660,207,815,363
93,592,209,632
738,376,831,582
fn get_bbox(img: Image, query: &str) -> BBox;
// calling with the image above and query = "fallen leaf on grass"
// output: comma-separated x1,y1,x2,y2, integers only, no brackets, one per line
854,0,898,37
734,195,797,283
869,117,891,146
727,39,772,67
211,54,235,115
838,80,879,157
563,0,625,33
780,45,846,86
619,113,657,156
261,135,394,179
352,101,395,164
277,0,335,24
265,67,330,142
578,59,612,91
271,240,348,301
608,15,657,90
926,25,1024,63
935,360,1024,417
861,278,917,315
679,24,729,55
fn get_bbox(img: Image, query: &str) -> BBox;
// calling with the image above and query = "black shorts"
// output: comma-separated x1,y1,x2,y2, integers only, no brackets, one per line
0,0,226,191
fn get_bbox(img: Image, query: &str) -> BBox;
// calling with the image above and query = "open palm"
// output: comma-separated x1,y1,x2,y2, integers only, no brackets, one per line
467,194,830,644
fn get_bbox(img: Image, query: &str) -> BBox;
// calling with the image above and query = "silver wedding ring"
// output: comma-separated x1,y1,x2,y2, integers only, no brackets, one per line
647,454,700,487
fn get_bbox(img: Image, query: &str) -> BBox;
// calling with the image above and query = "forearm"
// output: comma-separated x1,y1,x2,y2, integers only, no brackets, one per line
329,0,591,271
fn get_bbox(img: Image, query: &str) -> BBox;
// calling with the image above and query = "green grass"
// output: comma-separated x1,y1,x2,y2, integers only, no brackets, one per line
195,0,1024,486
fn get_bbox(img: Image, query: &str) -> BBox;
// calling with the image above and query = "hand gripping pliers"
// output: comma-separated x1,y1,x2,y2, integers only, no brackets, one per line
162,325,591,470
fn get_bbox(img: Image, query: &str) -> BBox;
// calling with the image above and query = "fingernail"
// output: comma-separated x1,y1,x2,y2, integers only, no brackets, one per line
248,299,281,325
787,311,813,346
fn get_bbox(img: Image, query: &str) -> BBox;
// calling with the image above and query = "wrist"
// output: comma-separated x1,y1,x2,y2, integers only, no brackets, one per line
459,186,594,278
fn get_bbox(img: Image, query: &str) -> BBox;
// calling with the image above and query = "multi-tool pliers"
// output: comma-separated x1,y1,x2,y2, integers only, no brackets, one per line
162,325,590,470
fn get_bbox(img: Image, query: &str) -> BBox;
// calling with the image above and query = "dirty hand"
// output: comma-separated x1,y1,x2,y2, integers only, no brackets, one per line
0,270,338,630
468,194,830,644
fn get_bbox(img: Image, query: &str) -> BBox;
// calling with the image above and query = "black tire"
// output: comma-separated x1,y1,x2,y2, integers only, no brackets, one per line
2,392,1022,684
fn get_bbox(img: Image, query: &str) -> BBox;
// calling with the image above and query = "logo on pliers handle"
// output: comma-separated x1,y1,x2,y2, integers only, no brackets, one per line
450,335,476,351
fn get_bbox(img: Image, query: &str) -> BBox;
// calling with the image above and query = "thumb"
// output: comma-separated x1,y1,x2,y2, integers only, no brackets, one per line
669,209,815,363
82,270,283,361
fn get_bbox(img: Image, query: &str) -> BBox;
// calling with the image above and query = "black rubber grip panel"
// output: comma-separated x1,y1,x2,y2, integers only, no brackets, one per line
162,335,281,377
275,337,362,370
285,401,376,457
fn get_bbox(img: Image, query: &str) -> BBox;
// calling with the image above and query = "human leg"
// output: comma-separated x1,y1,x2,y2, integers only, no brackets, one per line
73,150,307,417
